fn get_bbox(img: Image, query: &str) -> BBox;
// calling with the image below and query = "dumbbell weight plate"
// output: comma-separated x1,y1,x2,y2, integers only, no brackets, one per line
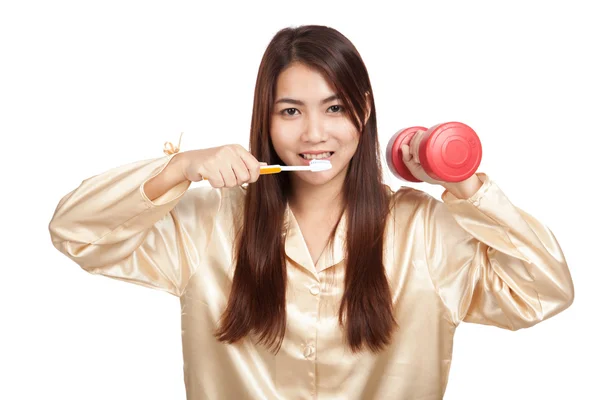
420,122,482,182
385,126,428,182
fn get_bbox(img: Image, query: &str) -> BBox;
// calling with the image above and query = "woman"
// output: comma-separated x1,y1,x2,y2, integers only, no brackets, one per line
49,25,574,399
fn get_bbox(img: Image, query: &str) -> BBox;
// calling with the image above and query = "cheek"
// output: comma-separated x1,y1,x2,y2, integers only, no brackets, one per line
332,118,359,143
340,130,360,153
271,120,300,150
269,131,297,162
270,131,290,152
269,118,285,151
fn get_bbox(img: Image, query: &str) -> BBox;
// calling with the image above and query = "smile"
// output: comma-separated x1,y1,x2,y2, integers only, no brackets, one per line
299,152,334,160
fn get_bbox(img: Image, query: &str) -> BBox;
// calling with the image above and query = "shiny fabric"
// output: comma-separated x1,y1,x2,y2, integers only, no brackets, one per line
48,153,574,399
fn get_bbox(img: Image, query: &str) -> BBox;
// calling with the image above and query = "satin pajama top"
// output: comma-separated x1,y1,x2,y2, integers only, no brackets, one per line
48,152,574,399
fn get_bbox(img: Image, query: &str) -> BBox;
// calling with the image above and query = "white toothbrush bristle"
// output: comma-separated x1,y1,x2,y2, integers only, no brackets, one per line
309,159,332,171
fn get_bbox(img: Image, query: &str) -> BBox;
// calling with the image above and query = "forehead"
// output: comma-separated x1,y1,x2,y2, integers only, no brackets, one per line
274,63,336,100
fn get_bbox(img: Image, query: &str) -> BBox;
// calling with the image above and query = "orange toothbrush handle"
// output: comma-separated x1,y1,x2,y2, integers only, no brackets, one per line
260,166,282,175
202,165,280,180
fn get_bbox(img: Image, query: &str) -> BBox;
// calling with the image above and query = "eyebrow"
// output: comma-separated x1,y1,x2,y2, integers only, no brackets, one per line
274,94,340,106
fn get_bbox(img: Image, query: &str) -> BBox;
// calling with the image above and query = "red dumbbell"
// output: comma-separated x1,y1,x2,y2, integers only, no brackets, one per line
385,121,482,183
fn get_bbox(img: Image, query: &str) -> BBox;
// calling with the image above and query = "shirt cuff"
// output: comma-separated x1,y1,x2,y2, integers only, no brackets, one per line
140,153,191,208
441,172,492,208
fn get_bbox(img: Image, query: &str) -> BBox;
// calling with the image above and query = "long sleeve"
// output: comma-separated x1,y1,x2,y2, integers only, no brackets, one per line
48,154,221,297
423,173,574,330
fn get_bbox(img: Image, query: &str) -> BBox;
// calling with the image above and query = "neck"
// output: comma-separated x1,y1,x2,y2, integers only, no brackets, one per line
288,171,346,219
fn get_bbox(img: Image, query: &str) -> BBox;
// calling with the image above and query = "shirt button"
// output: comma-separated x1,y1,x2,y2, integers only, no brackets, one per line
309,285,320,296
304,345,314,358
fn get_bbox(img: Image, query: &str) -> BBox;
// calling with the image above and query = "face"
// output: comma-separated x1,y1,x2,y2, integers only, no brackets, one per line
270,62,362,188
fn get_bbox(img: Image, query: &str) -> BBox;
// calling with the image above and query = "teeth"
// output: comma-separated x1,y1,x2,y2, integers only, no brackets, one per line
301,152,332,160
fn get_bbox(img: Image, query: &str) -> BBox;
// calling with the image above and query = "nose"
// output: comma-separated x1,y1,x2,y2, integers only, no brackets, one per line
301,114,328,143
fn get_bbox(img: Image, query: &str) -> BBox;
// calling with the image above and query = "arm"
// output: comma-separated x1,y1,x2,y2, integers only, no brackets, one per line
440,173,484,200
143,152,190,201
424,173,574,329
48,154,221,296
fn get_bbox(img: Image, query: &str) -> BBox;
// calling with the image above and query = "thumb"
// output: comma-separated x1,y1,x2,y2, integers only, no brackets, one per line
401,144,412,163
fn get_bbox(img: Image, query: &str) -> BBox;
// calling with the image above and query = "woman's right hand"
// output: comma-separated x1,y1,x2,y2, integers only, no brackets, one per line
177,144,265,188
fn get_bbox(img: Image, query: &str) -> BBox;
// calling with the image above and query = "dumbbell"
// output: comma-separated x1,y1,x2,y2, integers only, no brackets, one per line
385,121,482,182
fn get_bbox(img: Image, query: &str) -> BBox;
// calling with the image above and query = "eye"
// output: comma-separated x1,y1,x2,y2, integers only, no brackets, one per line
328,105,345,113
281,108,299,116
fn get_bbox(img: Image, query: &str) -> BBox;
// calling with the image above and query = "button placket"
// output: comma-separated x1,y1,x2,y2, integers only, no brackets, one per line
309,284,320,296
305,284,318,360
303,344,314,358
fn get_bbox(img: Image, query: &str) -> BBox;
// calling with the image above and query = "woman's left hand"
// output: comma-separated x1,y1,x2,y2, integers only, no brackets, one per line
400,129,444,185
401,129,484,198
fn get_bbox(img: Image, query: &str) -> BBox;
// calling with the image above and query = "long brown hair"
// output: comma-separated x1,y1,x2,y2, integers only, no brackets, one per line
214,25,396,354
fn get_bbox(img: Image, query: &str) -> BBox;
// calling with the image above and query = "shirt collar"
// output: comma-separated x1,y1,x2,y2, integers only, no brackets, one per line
283,203,347,277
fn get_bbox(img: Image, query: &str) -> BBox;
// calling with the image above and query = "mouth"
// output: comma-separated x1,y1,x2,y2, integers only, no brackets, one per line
298,151,334,164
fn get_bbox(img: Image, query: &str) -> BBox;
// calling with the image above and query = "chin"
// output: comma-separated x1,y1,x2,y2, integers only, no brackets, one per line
297,170,339,186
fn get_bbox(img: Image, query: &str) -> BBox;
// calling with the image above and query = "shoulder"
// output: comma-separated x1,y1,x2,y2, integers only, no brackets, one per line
388,185,440,215
386,185,458,235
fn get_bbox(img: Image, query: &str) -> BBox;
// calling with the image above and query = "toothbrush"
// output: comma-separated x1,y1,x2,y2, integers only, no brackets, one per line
259,159,332,175
202,159,331,181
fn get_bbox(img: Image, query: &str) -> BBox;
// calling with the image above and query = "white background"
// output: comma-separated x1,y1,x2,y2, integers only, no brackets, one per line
1,0,597,399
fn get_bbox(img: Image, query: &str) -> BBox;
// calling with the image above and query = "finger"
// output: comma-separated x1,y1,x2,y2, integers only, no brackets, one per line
408,131,419,164
400,146,420,179
205,168,225,188
221,165,238,187
232,157,252,186
239,153,261,183
401,144,412,163
208,178,224,188
411,130,424,164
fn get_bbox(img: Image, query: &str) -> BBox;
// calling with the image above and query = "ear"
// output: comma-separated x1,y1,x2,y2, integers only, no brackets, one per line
363,91,372,127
